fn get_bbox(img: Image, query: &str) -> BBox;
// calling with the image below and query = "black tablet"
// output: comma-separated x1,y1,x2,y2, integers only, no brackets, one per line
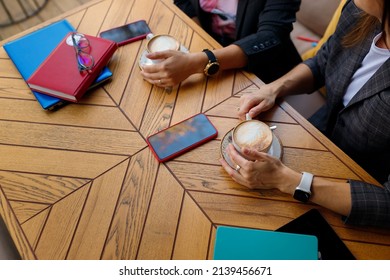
276,209,355,260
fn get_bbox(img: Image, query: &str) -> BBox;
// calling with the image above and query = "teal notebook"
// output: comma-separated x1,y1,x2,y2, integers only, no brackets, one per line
213,226,318,260
3,19,112,110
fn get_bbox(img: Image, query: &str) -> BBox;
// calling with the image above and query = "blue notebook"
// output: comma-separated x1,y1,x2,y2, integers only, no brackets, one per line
213,226,318,260
3,19,112,110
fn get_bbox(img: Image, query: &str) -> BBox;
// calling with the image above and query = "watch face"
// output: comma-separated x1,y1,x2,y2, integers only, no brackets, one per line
293,190,310,203
207,62,220,75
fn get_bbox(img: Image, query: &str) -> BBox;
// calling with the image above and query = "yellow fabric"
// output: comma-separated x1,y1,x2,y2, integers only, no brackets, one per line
301,0,347,60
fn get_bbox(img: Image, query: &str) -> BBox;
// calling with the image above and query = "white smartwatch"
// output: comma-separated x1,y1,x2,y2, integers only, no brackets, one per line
293,172,314,202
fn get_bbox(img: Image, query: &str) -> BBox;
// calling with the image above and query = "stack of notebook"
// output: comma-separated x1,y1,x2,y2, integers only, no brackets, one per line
4,20,117,110
213,209,355,260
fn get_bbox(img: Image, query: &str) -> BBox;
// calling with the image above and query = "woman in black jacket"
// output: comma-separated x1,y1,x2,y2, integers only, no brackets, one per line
141,0,302,86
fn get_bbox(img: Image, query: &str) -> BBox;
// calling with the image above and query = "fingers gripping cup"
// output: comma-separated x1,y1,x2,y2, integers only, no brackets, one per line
143,33,181,65
232,114,273,158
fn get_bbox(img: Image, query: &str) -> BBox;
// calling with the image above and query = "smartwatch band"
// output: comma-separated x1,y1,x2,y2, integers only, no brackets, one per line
293,172,314,202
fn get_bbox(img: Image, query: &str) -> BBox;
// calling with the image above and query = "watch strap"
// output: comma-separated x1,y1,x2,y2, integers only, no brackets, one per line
293,172,314,202
202,49,217,63
296,172,314,194
202,49,220,76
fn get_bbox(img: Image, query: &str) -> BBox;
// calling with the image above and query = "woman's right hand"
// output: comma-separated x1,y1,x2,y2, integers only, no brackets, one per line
140,50,197,87
238,84,278,120
220,144,301,192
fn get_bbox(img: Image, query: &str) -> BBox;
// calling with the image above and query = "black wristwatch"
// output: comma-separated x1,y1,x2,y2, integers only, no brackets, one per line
202,49,220,76
293,172,314,203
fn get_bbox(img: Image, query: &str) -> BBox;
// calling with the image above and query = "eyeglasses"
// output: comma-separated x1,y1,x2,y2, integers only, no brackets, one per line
71,32,95,72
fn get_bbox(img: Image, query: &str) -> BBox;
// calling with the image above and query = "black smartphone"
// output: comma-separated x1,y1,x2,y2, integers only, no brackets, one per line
99,20,151,46
147,113,218,162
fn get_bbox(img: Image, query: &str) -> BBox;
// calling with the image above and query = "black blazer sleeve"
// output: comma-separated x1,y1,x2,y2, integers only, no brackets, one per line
175,0,302,82
233,0,302,82
174,0,197,19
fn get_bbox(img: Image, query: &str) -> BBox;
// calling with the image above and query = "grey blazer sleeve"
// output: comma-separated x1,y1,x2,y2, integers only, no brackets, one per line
345,179,390,228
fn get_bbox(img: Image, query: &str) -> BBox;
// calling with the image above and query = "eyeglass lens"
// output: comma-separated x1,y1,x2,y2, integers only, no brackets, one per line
72,33,94,71
77,52,94,69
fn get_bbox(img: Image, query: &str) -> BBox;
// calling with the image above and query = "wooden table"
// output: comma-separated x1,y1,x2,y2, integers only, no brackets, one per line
0,0,389,260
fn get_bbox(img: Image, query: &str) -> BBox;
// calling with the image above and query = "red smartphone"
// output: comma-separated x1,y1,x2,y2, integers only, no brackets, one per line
99,20,151,46
147,113,218,162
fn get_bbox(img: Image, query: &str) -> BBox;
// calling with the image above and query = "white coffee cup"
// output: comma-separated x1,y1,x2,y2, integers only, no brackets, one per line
232,114,273,156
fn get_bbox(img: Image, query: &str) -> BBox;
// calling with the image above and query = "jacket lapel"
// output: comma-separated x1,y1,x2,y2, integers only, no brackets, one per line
324,27,377,133
331,26,381,109
346,58,390,108
327,37,370,110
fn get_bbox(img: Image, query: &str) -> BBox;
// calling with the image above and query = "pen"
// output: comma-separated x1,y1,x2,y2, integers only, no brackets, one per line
296,36,319,43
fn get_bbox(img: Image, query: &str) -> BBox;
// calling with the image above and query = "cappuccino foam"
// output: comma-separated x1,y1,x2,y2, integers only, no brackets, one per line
148,35,179,52
234,121,272,151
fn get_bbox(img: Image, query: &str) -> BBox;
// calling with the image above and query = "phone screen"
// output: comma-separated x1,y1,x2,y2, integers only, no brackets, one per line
147,114,218,162
100,20,151,45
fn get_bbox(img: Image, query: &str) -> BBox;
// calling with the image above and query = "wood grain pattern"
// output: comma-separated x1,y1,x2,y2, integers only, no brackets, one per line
172,194,212,260
35,184,90,259
0,121,145,155
101,149,159,260
21,208,50,250
66,160,128,259
9,201,49,224
0,188,37,259
0,171,88,203
0,0,389,260
0,0,93,41
137,165,184,260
